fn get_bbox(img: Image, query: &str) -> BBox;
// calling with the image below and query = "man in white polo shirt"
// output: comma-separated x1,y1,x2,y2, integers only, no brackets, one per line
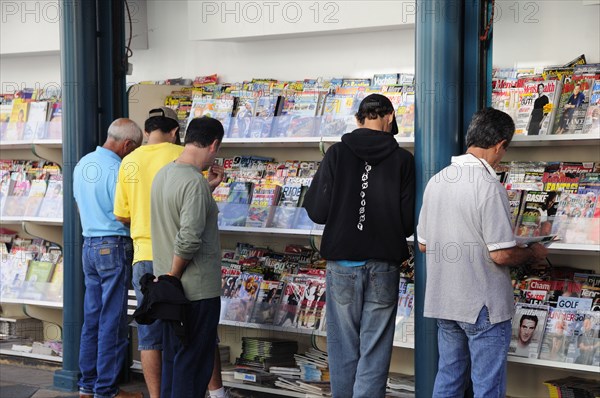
417,108,548,398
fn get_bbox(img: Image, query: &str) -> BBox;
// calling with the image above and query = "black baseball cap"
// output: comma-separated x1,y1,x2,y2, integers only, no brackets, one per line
357,94,399,135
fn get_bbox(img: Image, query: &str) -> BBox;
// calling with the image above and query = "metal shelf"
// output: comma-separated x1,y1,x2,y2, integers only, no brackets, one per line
0,348,62,363
546,242,600,255
0,298,62,309
221,133,598,149
0,217,62,226
219,226,324,237
0,141,32,150
219,320,326,337
510,133,600,147
221,136,415,148
507,355,600,374
32,139,62,148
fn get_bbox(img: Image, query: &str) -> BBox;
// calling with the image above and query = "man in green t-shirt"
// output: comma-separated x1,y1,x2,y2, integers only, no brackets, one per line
150,117,225,398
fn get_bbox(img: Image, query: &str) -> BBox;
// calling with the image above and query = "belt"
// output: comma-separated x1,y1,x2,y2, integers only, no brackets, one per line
83,236,131,242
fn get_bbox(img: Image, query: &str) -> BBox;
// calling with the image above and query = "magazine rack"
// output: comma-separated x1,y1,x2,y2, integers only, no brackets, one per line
0,120,64,363
3,0,599,393
126,83,599,397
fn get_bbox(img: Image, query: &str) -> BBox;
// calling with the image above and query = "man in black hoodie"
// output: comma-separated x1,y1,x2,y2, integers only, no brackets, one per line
303,94,415,398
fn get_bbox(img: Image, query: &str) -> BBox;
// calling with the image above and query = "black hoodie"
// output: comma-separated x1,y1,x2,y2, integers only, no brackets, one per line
303,128,415,263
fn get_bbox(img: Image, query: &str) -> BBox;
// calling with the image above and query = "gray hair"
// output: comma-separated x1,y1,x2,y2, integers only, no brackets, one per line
107,118,143,145
466,108,515,149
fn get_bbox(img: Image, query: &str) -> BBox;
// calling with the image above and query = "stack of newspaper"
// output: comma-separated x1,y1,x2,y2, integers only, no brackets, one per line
386,373,415,397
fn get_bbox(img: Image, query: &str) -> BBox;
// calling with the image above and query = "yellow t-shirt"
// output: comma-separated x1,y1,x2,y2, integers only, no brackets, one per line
114,142,183,264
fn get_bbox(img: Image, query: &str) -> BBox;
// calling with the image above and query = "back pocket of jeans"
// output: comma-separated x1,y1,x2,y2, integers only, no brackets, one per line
328,269,355,305
369,269,399,305
93,243,120,272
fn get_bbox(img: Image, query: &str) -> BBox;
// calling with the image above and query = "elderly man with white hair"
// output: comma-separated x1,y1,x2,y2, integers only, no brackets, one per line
73,118,144,398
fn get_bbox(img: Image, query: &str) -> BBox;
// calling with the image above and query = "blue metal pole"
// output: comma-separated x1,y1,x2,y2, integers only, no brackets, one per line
485,1,495,109
414,1,464,396
54,0,99,391
97,0,128,135
463,0,484,143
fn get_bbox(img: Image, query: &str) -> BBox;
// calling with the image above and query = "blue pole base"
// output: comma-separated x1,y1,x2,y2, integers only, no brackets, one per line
53,369,80,391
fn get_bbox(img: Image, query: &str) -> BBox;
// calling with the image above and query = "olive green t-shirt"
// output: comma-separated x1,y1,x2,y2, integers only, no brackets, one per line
151,162,221,301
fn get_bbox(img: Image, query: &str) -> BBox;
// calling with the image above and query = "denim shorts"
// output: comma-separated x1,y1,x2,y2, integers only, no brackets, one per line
132,260,163,351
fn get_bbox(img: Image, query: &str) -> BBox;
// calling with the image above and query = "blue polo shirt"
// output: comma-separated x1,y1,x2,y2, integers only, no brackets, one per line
73,146,129,237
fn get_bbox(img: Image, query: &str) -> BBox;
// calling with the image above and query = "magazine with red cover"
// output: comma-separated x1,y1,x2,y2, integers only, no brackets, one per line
274,277,306,327
295,276,326,330
245,183,281,228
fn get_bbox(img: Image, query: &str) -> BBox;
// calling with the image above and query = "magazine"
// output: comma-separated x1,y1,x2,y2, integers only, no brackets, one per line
539,308,581,362
508,303,549,359
248,280,284,324
274,277,306,327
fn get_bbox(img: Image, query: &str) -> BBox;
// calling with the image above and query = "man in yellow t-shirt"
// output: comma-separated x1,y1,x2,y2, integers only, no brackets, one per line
114,107,183,398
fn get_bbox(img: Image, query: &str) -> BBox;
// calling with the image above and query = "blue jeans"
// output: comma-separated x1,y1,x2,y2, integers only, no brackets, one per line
326,260,399,398
161,297,220,398
434,306,512,398
132,260,163,350
79,236,133,398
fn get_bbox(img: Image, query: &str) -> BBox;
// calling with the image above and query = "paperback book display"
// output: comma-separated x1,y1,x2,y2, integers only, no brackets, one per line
491,62,600,136
0,92,62,142
494,160,600,245
0,160,63,220
511,264,600,366
131,62,596,142
212,154,319,231
219,242,327,332
0,231,63,303
218,240,414,343
141,72,416,140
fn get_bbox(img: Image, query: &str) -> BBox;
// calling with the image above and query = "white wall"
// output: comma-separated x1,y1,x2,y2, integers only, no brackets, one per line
128,0,415,83
187,1,415,41
0,0,60,55
125,0,599,83
0,0,598,92
0,0,61,92
492,0,600,68
0,53,61,93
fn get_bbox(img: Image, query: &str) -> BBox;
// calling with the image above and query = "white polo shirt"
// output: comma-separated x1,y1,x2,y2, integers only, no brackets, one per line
417,154,516,324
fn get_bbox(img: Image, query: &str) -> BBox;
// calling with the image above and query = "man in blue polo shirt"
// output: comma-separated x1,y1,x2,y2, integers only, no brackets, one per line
73,118,144,398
